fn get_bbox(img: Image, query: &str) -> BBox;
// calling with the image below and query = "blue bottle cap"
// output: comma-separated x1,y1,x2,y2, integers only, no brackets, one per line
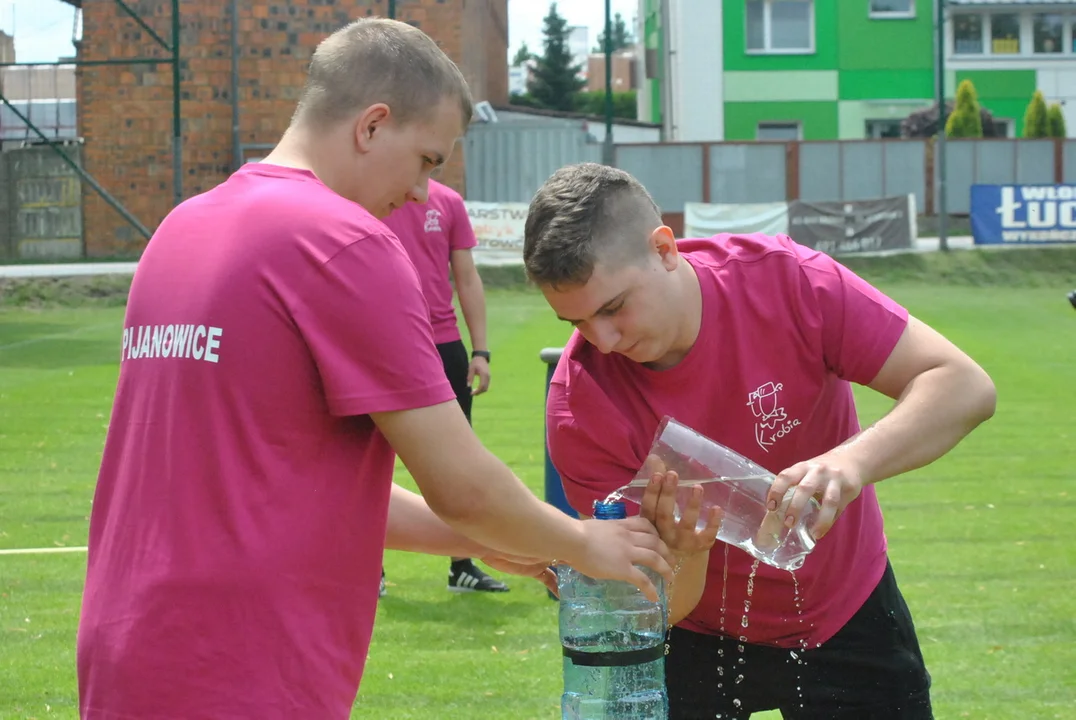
592,500,627,520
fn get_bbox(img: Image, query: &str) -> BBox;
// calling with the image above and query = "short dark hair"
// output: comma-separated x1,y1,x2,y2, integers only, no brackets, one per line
523,163,662,288
294,18,473,131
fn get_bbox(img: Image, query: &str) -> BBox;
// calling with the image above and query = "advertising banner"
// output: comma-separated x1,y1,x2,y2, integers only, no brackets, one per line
465,201,529,266
788,194,916,255
971,184,1076,245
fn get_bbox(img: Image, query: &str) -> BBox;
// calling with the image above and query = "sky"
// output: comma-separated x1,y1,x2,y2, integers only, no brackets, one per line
0,0,639,64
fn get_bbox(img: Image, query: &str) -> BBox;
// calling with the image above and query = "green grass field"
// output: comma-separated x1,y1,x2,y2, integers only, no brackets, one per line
1,272,1075,719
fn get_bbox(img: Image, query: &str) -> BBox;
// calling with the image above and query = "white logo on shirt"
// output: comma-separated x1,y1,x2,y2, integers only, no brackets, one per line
747,381,800,452
122,324,224,364
424,209,442,233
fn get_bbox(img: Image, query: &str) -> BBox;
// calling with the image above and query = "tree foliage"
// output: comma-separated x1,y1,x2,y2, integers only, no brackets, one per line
945,79,983,138
594,12,633,52
526,2,586,112
1047,102,1067,138
1023,90,1049,138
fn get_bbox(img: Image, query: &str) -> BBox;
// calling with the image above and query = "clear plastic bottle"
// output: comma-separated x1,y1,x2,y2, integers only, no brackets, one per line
610,416,822,572
558,500,668,720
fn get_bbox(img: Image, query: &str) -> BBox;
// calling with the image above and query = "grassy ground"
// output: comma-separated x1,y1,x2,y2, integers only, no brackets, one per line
1,252,1074,718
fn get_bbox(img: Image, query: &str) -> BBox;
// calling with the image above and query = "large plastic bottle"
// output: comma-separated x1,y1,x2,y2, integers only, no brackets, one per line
557,500,668,720
611,416,822,572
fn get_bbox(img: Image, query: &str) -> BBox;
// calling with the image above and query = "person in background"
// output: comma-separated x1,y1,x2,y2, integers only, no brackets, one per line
381,178,508,594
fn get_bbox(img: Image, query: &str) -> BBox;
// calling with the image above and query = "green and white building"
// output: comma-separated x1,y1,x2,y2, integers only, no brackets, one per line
637,0,1075,140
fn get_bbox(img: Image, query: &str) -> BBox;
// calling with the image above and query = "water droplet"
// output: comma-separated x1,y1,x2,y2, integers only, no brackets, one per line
733,698,742,708
790,650,798,660
737,644,745,653
737,657,745,665
740,617,749,628
717,648,724,657
717,667,724,677
735,674,744,684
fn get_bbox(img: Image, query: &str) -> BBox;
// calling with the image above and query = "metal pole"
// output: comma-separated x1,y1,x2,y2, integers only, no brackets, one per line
602,0,614,165
231,0,241,171
388,0,396,19
171,0,183,207
659,0,672,142
935,0,949,251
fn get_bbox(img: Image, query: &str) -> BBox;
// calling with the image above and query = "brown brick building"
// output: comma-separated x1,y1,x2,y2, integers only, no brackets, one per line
61,0,508,257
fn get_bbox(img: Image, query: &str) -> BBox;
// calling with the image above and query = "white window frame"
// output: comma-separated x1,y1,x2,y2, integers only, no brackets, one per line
992,118,1014,138
949,10,1076,58
870,0,915,20
757,121,802,141
746,0,816,55
865,119,904,139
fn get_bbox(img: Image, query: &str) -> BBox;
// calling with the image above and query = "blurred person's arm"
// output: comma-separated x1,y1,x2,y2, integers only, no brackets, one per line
450,250,489,394
386,482,557,593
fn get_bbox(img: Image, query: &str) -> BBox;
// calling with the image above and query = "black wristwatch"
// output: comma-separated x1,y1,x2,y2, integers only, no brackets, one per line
471,350,491,363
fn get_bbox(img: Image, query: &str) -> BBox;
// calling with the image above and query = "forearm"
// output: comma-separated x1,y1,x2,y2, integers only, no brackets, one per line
423,445,586,562
457,278,487,351
833,362,995,485
667,551,710,625
385,483,489,556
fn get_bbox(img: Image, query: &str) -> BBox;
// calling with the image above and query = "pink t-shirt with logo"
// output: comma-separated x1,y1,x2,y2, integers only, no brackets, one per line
547,233,909,649
381,179,478,345
77,164,456,719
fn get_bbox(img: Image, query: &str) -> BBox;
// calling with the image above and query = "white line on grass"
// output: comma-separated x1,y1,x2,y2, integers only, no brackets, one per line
0,322,118,352
0,546,88,556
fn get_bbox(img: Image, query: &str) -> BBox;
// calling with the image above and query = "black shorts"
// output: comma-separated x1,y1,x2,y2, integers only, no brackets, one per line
665,561,932,719
437,339,472,425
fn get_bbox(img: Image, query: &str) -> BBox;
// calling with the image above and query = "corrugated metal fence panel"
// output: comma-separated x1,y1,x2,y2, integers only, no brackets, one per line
709,144,786,204
615,144,704,212
464,122,600,202
842,143,885,201
939,140,976,214
1064,140,1076,183
936,140,1057,214
801,141,925,207
1015,140,1055,184
799,142,841,202
882,141,926,213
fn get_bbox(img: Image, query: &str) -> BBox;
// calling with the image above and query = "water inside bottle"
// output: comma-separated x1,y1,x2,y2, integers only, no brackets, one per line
605,477,819,572
559,565,668,720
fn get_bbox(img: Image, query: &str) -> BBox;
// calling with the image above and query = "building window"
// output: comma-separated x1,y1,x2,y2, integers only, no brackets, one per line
746,0,814,53
1033,14,1063,55
953,14,984,55
866,119,903,139
757,122,801,141
870,0,914,18
990,13,1021,54
992,119,1013,138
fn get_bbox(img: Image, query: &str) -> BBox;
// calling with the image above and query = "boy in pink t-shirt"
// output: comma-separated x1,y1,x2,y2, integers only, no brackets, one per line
76,23,678,720
524,163,997,719
382,179,508,593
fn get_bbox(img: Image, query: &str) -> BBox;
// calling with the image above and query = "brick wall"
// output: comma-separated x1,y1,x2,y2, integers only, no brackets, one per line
77,0,507,257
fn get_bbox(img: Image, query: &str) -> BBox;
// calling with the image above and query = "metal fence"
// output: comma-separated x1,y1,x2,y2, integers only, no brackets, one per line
464,121,601,203
464,130,1075,220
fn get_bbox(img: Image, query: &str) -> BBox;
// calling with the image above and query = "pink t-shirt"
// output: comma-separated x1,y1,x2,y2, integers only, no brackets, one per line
547,233,909,649
381,179,478,345
77,164,456,719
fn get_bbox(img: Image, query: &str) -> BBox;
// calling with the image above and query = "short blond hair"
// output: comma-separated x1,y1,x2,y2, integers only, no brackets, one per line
294,18,473,130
